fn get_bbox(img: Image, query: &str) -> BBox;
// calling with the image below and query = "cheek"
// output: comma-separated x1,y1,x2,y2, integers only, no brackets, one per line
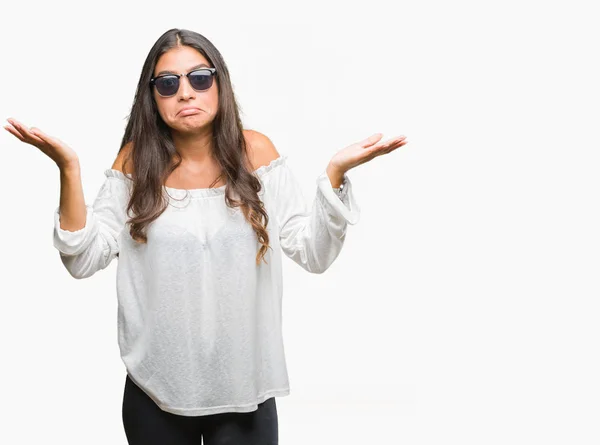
207,91,219,114
153,94,166,119
155,100,176,122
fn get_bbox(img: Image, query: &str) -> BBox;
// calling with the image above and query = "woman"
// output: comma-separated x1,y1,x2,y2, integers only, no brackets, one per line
4,28,407,445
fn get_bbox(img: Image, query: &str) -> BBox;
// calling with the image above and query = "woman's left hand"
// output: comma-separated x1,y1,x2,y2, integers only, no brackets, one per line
329,133,408,175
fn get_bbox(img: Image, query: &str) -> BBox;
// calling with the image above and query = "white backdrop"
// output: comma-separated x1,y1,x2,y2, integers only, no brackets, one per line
1,1,598,444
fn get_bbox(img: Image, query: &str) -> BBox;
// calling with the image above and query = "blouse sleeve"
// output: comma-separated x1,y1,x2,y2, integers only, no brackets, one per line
52,169,131,279
259,155,360,274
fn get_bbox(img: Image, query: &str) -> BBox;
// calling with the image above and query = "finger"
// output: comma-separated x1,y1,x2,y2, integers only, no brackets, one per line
385,142,405,154
6,119,27,139
359,133,384,148
7,118,31,134
386,138,408,151
29,127,45,139
370,136,407,153
383,135,407,148
369,139,407,156
7,118,44,144
4,124,26,142
30,127,63,147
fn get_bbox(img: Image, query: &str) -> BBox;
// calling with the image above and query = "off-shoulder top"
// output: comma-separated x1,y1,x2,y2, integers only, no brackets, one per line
52,154,360,416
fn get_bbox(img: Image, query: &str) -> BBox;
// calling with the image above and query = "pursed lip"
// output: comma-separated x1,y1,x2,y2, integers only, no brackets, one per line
177,106,201,116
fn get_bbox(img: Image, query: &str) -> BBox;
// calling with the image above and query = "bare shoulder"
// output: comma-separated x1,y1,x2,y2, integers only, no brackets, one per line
243,129,280,171
111,141,134,175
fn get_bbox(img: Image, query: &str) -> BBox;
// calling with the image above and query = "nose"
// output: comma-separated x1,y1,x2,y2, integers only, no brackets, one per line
178,76,196,100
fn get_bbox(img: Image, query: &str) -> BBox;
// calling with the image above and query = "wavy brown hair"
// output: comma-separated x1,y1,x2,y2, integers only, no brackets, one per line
116,28,271,265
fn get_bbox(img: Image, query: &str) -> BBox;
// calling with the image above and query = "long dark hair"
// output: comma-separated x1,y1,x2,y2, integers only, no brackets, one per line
117,28,271,265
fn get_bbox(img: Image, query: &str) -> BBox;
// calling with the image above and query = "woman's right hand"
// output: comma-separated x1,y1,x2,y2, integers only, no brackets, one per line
4,118,80,171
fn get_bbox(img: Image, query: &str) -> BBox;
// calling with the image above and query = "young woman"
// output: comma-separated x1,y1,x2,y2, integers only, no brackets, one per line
4,28,407,445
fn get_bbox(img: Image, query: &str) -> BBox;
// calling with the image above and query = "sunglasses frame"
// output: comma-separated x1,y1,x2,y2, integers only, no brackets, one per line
150,67,217,97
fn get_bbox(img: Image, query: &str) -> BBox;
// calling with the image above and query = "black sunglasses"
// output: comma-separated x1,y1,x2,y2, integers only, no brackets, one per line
150,67,217,97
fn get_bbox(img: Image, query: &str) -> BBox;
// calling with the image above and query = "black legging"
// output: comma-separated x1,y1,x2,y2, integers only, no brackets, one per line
122,374,279,445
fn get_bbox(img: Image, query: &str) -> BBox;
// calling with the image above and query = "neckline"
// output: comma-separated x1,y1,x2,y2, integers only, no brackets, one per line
104,154,287,199
163,182,227,198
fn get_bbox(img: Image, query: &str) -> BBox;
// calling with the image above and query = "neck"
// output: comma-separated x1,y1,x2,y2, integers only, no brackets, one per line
171,127,215,167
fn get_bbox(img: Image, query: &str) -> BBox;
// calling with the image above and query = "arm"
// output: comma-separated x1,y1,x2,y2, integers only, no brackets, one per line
57,162,87,232
250,132,360,274
53,144,132,279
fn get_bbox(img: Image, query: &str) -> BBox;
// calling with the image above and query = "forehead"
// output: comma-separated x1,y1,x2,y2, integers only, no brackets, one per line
154,46,211,76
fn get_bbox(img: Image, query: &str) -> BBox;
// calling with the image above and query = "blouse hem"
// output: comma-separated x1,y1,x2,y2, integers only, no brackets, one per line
143,386,291,417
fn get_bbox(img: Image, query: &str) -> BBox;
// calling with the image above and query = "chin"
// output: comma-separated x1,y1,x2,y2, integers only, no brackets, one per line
175,123,210,134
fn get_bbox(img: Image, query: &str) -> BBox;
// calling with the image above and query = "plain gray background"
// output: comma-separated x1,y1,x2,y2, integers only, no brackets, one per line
1,1,598,444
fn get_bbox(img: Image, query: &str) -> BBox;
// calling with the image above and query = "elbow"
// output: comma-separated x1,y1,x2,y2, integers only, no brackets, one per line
55,230,116,279
286,241,342,274
68,270,93,280
308,241,344,274
59,253,98,279
305,253,336,274
308,265,328,274
69,267,96,280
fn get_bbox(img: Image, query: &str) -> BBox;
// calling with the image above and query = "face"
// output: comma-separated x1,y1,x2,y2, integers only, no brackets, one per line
152,46,219,135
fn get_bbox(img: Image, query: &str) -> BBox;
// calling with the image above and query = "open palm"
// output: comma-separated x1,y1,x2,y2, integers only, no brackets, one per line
330,133,408,173
4,118,79,170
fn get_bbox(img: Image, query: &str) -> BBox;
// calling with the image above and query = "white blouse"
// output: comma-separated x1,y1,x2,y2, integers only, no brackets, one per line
52,154,360,416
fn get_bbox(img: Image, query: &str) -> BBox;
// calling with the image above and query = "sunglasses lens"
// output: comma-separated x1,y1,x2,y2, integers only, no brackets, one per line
189,71,213,91
155,76,179,96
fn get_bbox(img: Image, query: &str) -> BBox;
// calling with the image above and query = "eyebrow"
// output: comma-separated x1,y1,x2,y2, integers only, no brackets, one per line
156,63,211,76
